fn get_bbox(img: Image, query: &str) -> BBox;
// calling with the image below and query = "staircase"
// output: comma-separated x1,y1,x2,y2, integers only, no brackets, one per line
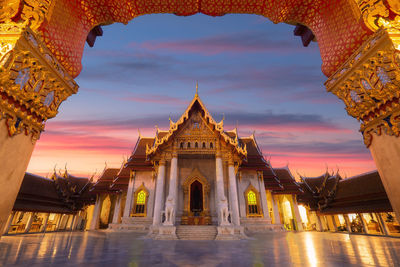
176,225,218,240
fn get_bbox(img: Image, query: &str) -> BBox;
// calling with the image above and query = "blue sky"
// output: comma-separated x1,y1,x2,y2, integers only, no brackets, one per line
27,14,375,178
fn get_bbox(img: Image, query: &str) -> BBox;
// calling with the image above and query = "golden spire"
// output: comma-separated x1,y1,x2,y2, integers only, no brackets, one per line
195,81,199,97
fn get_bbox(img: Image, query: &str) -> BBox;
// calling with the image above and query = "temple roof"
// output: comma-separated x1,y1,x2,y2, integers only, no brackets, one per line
145,92,247,158
272,167,303,195
13,172,95,214
297,170,392,214
90,168,120,194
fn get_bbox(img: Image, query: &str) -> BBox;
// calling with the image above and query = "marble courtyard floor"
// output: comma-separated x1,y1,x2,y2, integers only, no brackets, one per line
0,231,399,267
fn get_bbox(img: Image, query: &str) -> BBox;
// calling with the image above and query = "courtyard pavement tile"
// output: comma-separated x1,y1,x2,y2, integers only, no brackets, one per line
0,231,399,266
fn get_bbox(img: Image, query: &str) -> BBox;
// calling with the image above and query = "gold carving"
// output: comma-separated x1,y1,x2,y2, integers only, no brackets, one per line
146,93,247,159
181,168,211,225
0,0,54,32
357,0,400,31
0,23,77,140
326,27,400,147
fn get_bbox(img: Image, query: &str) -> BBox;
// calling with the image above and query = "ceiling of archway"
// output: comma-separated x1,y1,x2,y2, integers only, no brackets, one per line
39,0,372,78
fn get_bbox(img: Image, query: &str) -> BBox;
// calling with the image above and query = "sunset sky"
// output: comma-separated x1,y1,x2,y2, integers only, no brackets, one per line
27,14,376,179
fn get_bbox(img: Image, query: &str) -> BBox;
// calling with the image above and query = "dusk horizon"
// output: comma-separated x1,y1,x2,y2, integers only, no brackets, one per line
26,13,375,180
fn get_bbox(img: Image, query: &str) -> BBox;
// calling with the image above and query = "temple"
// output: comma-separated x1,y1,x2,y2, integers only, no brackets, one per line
3,90,400,239
88,90,303,239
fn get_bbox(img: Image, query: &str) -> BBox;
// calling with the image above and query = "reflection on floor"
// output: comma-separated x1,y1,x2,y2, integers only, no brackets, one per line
0,231,399,266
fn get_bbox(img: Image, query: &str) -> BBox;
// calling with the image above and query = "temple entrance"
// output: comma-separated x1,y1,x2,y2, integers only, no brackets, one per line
182,169,211,225
190,180,203,215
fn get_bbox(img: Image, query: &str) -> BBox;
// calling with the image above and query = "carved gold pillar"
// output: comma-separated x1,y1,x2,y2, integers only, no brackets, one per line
0,21,77,237
326,2,400,220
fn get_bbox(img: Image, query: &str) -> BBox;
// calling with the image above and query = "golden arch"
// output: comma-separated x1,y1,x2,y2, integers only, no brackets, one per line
244,184,263,217
132,183,149,217
19,0,371,78
182,168,211,224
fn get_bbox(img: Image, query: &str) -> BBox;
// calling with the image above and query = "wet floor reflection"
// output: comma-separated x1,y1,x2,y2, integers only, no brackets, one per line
0,231,399,266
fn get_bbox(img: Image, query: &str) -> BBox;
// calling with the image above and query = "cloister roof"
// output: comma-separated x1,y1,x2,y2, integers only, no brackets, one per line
297,170,392,214
13,172,95,214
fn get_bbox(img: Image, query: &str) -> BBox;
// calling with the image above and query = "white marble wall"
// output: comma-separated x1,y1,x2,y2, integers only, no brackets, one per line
132,171,156,219
237,170,262,219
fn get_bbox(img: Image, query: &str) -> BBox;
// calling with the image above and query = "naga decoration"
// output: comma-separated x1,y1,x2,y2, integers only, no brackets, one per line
0,0,77,141
326,1,400,147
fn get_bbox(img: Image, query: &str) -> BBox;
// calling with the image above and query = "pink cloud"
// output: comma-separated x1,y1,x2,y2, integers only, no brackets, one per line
132,31,310,55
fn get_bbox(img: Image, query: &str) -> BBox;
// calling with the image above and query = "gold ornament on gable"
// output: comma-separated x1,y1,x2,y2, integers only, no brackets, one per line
326,27,400,147
0,23,77,140
357,0,400,31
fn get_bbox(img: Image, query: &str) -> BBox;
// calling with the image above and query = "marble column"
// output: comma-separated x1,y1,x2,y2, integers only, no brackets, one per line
359,213,369,234
164,153,178,226
215,153,228,225
258,172,271,221
228,159,240,226
344,214,352,233
369,133,400,220
71,213,81,231
55,214,63,231
272,195,281,224
315,214,323,232
153,159,166,226
112,194,122,224
123,172,135,218
40,213,50,232
0,123,36,238
24,212,34,233
89,195,103,230
331,215,338,232
291,195,304,231
376,213,389,236
68,215,77,230
2,211,15,235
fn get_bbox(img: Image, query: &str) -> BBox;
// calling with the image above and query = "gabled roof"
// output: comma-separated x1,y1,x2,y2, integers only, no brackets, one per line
145,92,247,158
272,167,303,195
90,168,120,194
297,170,392,214
13,172,95,213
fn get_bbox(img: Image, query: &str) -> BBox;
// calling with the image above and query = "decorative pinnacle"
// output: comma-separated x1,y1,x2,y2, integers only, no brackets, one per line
195,81,199,97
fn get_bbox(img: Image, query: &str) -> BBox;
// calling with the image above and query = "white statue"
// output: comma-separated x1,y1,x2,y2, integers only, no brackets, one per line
219,198,230,226
164,197,175,226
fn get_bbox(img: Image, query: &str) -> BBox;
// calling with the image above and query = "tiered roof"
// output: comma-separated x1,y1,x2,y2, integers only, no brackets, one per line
90,91,302,195
13,172,95,214
90,168,120,195
297,170,392,214
271,167,303,195
145,92,247,159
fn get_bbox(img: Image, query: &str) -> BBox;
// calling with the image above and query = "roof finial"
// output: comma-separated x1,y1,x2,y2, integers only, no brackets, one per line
195,81,199,97
138,128,142,138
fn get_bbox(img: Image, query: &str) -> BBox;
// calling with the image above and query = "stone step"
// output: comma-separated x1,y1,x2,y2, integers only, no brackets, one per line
176,225,218,240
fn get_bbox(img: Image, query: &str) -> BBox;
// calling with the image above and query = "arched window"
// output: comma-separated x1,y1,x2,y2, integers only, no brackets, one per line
245,186,262,217
133,187,148,217
247,190,258,214
180,142,184,149
210,142,213,149
195,142,198,148
202,142,206,148
187,142,191,148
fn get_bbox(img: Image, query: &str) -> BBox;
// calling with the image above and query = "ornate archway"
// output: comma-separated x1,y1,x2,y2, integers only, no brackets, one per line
182,168,211,225
1,0,400,238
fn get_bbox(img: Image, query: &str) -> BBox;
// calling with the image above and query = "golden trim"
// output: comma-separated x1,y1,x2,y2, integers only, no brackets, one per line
131,183,149,217
325,27,400,147
244,184,263,218
146,91,247,159
181,168,211,224
0,23,77,141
